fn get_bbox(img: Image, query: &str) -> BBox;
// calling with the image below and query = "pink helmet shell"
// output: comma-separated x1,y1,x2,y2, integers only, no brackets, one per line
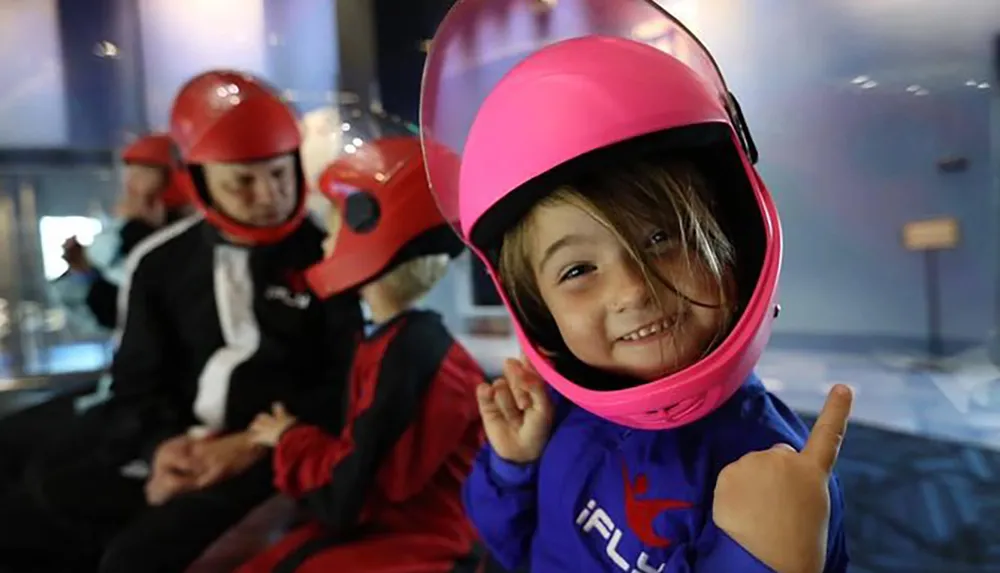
422,2,782,430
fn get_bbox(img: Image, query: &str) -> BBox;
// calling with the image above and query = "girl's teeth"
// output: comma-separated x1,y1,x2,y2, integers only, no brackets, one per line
624,319,674,341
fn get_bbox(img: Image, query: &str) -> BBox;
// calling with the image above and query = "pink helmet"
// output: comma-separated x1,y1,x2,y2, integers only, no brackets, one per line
421,0,782,430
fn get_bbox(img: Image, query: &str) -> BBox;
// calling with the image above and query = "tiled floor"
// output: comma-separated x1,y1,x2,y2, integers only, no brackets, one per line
757,345,1000,451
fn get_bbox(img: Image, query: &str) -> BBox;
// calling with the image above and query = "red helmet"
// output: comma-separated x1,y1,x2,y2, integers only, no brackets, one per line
161,169,196,210
305,136,464,299
121,133,174,165
121,133,192,211
169,70,306,244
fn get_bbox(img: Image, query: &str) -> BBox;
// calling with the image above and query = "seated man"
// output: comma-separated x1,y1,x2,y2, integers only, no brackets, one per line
60,132,195,330
0,70,363,573
237,136,485,573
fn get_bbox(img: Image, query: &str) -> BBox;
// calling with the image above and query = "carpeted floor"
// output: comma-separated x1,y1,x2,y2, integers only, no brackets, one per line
800,414,1000,572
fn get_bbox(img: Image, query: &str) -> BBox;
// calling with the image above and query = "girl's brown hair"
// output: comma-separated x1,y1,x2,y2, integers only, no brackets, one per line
498,158,738,361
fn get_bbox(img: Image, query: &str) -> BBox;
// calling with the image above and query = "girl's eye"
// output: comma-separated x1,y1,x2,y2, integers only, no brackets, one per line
646,230,672,249
559,263,595,283
647,231,670,247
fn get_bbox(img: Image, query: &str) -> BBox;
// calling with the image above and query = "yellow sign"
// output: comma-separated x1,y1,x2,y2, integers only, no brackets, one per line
902,217,960,251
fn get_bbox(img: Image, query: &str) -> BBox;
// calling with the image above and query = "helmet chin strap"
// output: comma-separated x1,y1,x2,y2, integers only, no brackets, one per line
206,206,306,246
218,229,255,246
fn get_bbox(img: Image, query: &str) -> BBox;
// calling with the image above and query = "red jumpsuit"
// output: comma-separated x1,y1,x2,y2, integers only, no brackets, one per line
236,310,485,573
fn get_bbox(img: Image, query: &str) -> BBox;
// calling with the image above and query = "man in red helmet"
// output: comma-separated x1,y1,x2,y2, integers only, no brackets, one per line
5,133,195,488
59,132,194,329
0,71,363,573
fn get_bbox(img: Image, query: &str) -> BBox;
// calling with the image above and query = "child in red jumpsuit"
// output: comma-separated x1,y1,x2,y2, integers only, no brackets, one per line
238,136,484,573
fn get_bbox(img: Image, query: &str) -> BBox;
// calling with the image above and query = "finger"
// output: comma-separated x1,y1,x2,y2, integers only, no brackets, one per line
161,472,187,490
163,453,197,474
185,447,209,473
154,473,194,502
512,387,531,411
177,436,195,453
189,441,206,458
769,443,797,454
500,362,528,410
521,373,552,415
273,402,288,418
502,359,524,389
477,383,510,424
802,384,854,474
504,360,541,405
492,382,521,423
195,464,223,488
477,382,497,409
248,431,270,446
248,421,265,436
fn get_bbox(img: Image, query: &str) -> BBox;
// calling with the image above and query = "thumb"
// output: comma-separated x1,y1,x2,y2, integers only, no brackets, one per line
272,402,288,418
801,384,853,474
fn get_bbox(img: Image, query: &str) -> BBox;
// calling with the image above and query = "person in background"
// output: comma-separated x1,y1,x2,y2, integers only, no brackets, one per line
59,132,194,329
237,136,484,573
420,1,848,572
0,70,363,573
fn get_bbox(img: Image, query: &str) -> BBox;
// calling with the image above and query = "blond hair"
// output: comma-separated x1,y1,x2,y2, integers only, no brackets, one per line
378,254,450,307
499,158,737,358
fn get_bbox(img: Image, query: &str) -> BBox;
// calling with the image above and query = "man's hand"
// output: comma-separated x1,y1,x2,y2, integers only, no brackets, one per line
62,237,91,273
249,402,298,447
190,431,267,488
146,434,201,506
712,384,853,573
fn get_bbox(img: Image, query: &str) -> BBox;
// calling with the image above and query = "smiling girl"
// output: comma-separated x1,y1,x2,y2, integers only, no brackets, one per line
419,0,850,572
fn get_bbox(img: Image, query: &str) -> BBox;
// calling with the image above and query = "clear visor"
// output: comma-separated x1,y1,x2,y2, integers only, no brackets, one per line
300,94,419,220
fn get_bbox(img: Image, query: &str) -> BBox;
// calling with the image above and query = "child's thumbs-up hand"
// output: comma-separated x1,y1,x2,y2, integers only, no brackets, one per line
713,384,853,573
478,358,554,464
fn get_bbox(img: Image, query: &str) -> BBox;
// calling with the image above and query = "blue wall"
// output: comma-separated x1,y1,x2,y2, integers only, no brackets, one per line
0,0,70,148
57,0,119,148
721,1,998,346
262,0,339,115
